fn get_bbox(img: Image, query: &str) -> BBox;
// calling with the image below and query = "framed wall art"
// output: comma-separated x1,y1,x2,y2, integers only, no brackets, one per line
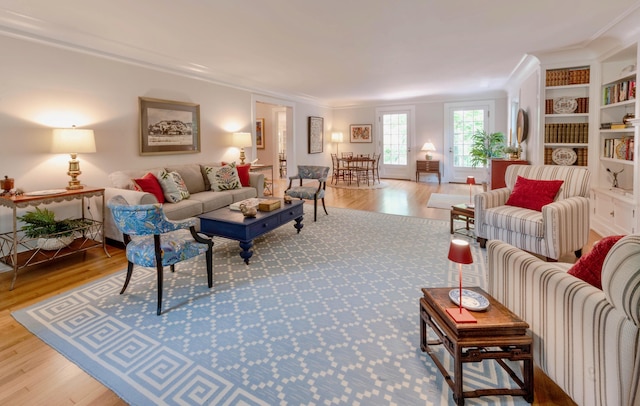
308,116,324,154
350,124,372,143
139,97,200,155
256,118,265,149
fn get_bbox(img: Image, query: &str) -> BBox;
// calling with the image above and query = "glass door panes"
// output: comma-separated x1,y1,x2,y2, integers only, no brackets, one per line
453,109,485,168
382,113,408,165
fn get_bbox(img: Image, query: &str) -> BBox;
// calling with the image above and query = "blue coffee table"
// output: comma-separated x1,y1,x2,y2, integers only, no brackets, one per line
198,199,304,264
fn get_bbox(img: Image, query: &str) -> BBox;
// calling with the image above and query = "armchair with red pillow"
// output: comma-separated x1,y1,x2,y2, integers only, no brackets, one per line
475,164,591,261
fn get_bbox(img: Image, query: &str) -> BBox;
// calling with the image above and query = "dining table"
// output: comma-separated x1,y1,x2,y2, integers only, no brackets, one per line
337,156,377,186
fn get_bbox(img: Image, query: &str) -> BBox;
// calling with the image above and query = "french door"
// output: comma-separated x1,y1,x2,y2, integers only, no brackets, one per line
444,101,495,183
377,106,415,180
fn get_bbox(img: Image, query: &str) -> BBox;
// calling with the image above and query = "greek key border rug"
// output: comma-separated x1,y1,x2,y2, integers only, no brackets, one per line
13,208,527,405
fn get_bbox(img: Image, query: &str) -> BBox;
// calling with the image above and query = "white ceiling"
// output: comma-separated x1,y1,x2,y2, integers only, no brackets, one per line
1,0,639,107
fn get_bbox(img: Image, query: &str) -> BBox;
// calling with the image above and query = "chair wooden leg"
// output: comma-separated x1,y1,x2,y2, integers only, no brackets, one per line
314,198,318,222
121,261,134,294
156,262,164,315
321,198,328,215
206,247,213,288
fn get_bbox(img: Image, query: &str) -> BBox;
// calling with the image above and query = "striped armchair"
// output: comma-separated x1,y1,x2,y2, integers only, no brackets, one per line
487,236,640,406
475,165,591,261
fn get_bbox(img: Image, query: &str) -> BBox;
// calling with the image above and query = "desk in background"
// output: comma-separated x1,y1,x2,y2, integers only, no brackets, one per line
416,160,441,184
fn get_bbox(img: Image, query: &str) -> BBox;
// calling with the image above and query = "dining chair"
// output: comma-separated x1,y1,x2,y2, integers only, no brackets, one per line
107,195,214,315
285,165,330,221
371,153,381,184
279,152,287,178
330,153,348,184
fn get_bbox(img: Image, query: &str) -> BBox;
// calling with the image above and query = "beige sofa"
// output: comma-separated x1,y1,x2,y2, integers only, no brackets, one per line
103,163,264,243
487,236,640,406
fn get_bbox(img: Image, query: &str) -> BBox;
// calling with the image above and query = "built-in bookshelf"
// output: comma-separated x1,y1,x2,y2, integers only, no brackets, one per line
591,43,639,236
543,66,591,167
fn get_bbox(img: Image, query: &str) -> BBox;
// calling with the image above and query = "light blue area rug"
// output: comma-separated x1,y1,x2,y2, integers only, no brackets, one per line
13,208,528,405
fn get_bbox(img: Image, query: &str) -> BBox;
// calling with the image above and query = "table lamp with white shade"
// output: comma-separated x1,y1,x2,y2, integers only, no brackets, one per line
51,126,96,190
331,132,344,156
233,132,252,165
421,142,436,160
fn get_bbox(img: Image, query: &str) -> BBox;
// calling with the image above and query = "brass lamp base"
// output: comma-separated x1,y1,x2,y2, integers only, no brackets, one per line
66,154,84,190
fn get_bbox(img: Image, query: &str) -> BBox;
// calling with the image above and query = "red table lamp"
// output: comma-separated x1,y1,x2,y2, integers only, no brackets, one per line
466,176,476,208
446,239,477,323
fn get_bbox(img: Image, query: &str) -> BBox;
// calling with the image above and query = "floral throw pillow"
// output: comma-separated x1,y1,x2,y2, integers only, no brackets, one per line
157,170,190,203
205,164,241,191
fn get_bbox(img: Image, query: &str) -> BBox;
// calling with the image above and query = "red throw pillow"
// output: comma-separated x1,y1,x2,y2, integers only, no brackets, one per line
505,176,564,211
236,164,251,187
568,235,625,289
132,172,165,203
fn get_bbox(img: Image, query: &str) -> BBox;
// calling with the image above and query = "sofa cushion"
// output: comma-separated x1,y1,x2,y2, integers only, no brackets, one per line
189,191,234,212
568,235,625,289
483,205,544,237
132,172,165,203
505,176,564,211
205,164,242,191
161,198,203,220
236,164,251,187
166,164,206,194
157,170,190,203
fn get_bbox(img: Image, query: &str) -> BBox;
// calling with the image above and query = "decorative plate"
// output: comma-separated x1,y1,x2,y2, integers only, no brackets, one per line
553,97,578,114
615,141,627,160
449,289,490,311
552,148,577,166
23,189,67,196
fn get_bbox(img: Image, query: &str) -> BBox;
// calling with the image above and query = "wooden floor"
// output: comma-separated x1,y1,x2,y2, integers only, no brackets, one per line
0,178,590,405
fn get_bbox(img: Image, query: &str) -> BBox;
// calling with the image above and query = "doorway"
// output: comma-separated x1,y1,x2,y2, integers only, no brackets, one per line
376,106,415,180
444,100,495,183
253,96,294,180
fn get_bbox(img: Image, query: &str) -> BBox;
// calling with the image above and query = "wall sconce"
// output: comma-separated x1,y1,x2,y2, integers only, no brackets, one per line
51,126,96,190
421,142,436,160
331,132,344,156
233,132,252,165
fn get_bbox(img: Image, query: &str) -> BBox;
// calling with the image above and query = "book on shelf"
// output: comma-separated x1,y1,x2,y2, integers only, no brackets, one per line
603,80,636,105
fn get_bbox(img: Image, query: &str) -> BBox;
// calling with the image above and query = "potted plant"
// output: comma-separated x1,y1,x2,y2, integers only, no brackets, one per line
503,144,519,159
469,130,506,168
18,207,90,250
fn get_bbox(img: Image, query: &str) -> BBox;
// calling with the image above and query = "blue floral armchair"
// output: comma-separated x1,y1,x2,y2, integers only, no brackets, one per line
285,165,330,221
107,195,213,315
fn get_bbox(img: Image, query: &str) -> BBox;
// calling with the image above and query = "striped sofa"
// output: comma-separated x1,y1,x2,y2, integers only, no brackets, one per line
487,236,640,406
475,165,591,261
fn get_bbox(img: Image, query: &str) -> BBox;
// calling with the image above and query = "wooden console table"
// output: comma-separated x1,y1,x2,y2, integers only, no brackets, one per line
0,187,110,290
416,160,441,184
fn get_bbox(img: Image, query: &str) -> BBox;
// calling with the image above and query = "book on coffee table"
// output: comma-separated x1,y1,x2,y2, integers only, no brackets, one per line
229,198,263,211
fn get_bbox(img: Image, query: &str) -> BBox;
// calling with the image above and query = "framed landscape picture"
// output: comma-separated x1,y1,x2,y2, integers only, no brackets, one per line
308,116,323,154
256,118,265,149
139,97,200,155
350,124,372,143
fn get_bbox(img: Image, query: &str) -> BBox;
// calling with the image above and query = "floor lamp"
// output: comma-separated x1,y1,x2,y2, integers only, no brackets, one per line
466,176,476,208
331,132,344,156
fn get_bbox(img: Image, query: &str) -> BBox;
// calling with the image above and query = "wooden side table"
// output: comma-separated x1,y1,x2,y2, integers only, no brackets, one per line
419,287,533,405
450,203,474,237
416,160,441,184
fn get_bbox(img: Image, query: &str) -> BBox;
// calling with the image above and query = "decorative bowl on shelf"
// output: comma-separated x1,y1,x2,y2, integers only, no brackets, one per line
552,148,578,166
553,97,578,114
